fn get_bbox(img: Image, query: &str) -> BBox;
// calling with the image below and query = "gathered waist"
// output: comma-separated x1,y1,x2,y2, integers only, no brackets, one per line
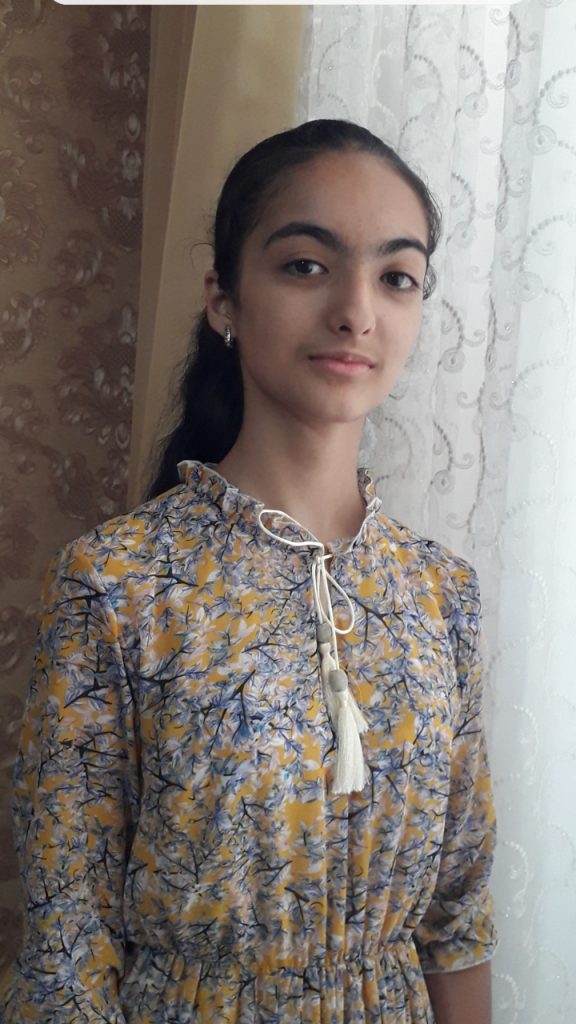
125,937,420,979
119,939,432,1024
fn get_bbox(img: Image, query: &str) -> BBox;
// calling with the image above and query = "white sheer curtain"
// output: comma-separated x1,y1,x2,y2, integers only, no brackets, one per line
298,3,576,1020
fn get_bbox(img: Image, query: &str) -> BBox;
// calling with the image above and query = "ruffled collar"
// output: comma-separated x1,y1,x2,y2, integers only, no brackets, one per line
177,459,382,555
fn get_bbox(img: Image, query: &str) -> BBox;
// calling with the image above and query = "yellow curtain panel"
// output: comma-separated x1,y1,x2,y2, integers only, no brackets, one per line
129,5,306,503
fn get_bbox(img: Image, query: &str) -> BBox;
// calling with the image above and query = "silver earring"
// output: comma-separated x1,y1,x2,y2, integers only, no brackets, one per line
224,325,233,349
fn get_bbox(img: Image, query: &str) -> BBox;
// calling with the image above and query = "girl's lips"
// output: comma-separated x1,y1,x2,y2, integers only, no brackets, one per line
309,356,373,377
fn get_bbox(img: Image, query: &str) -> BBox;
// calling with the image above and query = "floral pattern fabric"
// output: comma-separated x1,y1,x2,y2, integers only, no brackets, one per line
1,462,497,1023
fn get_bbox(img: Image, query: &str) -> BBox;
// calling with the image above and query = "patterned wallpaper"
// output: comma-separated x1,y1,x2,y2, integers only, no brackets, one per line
0,1,149,972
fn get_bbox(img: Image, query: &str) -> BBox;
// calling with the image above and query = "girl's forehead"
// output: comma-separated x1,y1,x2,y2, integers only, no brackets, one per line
254,152,428,245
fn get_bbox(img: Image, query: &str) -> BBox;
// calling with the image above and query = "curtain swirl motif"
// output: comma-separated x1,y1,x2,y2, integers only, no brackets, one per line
299,3,576,1020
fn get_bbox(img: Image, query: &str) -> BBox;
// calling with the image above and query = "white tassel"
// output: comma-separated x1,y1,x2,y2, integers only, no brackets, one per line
333,689,368,794
316,622,368,795
347,694,369,733
322,665,368,795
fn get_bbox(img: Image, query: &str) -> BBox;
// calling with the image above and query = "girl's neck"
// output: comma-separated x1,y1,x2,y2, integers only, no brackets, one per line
214,431,367,545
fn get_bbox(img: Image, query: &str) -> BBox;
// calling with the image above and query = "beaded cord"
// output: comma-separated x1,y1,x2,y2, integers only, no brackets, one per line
257,508,368,794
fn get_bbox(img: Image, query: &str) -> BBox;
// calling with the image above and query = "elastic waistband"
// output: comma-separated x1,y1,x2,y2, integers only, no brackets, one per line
129,939,418,980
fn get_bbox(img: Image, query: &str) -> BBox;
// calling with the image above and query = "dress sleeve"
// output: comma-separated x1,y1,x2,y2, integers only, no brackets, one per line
1,543,141,1022
414,565,498,973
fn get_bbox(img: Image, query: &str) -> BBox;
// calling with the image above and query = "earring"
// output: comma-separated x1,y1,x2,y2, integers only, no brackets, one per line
224,325,233,349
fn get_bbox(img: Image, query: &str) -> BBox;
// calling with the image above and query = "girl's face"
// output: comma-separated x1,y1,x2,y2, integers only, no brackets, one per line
207,151,429,435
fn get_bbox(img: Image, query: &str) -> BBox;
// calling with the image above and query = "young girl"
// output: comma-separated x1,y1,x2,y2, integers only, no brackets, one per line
2,120,497,1024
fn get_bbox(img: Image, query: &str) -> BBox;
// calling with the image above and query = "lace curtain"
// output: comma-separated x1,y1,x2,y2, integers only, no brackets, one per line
298,3,576,1020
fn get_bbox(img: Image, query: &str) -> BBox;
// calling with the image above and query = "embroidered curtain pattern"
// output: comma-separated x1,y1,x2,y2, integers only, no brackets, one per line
299,3,576,1020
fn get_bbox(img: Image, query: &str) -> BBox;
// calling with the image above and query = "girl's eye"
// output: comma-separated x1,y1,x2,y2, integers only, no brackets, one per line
284,259,326,277
382,271,420,291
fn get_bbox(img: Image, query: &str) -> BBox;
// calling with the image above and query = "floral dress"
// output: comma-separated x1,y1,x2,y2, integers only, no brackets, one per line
1,462,497,1024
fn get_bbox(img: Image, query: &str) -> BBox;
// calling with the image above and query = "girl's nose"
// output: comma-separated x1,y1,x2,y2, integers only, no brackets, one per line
327,273,376,337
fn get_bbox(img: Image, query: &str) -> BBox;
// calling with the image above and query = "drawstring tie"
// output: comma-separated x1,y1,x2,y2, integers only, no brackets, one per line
257,509,368,795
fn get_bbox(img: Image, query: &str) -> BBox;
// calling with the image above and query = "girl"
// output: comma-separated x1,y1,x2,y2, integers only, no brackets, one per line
2,120,497,1024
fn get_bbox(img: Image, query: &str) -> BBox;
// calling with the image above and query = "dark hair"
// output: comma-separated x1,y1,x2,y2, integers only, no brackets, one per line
147,119,442,498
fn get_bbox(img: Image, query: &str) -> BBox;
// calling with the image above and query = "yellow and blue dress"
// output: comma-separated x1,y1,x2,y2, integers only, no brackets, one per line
1,461,497,1023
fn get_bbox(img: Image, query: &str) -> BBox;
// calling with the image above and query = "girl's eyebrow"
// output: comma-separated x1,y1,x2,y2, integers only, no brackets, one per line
263,221,428,261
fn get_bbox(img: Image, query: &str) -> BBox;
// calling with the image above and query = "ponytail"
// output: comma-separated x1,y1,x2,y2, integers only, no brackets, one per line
147,313,243,499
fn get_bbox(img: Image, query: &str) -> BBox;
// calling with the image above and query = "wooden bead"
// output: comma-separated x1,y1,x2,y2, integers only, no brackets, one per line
316,621,333,644
328,669,348,693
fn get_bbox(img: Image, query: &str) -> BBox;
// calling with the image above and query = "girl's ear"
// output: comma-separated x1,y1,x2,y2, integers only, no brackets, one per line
205,270,233,336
